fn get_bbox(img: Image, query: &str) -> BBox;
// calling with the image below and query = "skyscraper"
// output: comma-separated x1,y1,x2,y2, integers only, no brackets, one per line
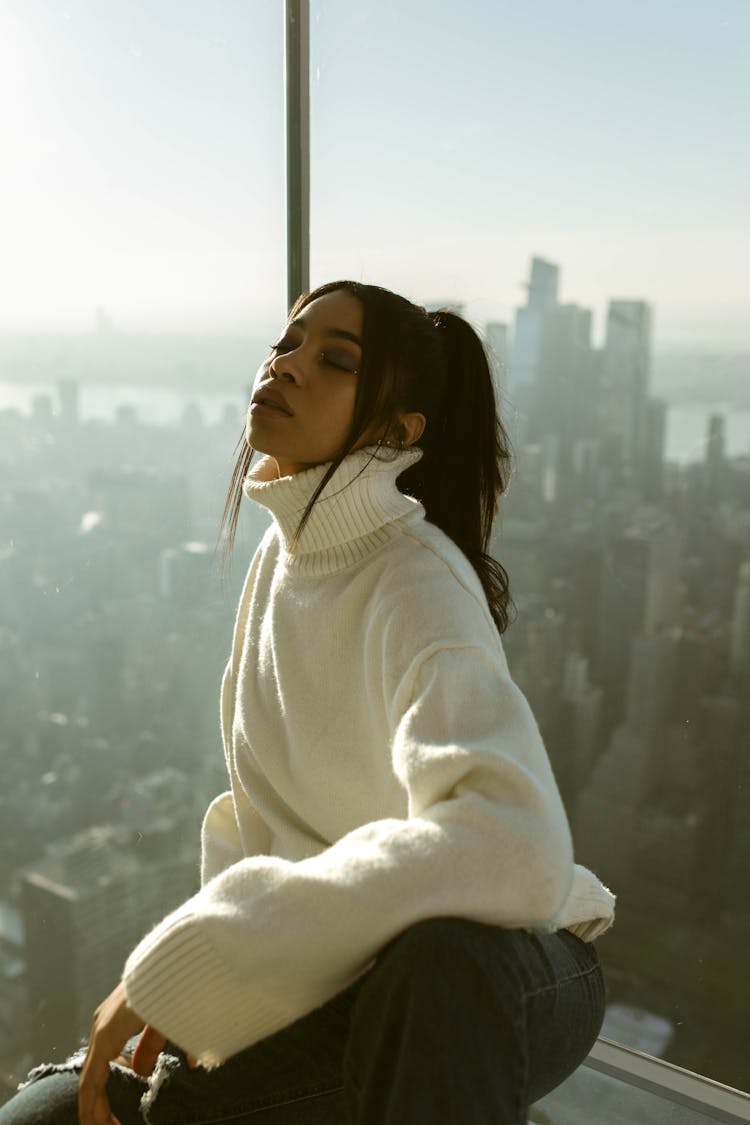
19,824,198,1063
600,300,653,481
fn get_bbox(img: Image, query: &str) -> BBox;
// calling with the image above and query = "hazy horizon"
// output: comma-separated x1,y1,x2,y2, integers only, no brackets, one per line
1,326,748,412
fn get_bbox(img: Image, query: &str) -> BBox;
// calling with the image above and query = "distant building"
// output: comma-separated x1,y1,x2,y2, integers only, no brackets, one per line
575,720,652,894
705,413,727,503
220,401,241,430
556,652,603,823
729,561,750,679
30,395,54,425
87,466,189,542
507,257,559,407
159,541,214,603
484,321,508,398
641,395,667,503
575,624,741,926
698,695,746,922
596,527,683,723
505,257,602,511
19,822,198,1063
56,380,80,427
600,300,653,482
625,632,679,740
114,403,139,428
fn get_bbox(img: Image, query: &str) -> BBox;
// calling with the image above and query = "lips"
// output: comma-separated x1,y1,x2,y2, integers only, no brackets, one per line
252,385,294,415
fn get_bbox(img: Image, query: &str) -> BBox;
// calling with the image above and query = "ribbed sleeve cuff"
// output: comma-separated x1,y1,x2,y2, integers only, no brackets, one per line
122,920,300,1069
538,866,616,943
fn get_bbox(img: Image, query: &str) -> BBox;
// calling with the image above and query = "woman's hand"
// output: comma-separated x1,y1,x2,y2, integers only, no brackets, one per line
130,1025,168,1076
78,982,152,1125
130,1027,200,1071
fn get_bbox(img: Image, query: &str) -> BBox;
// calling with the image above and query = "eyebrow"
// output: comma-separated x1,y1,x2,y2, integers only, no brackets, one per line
288,315,363,348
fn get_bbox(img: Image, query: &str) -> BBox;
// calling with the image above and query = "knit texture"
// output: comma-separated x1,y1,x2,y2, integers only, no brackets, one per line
122,443,615,1068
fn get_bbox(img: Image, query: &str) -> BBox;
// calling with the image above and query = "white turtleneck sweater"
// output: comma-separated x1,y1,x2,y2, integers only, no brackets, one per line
122,443,616,1069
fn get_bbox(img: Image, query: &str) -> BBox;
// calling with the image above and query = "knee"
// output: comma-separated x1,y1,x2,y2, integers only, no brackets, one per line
349,916,528,1060
378,915,514,974
363,915,534,1019
365,916,505,1001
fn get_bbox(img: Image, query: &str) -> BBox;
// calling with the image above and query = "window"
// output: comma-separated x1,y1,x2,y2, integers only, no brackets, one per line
0,0,285,1072
310,0,750,1095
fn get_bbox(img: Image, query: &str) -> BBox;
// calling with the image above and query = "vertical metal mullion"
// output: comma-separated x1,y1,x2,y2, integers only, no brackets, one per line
284,0,310,312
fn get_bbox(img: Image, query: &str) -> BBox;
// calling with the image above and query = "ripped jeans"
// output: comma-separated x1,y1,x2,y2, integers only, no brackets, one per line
0,917,606,1125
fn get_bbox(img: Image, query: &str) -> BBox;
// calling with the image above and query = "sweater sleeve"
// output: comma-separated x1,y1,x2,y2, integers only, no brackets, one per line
200,791,244,887
201,790,274,886
122,644,575,1068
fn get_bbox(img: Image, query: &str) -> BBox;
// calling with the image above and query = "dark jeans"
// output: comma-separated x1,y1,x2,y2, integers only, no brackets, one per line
1,917,606,1125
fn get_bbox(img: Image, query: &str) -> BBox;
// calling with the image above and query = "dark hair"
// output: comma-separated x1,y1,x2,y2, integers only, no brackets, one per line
216,280,517,635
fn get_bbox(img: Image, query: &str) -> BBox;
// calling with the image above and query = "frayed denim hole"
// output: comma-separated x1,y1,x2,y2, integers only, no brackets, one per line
17,1046,88,1091
138,1052,182,1125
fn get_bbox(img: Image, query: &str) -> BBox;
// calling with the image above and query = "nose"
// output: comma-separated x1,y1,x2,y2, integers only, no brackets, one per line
269,345,301,384
269,364,298,384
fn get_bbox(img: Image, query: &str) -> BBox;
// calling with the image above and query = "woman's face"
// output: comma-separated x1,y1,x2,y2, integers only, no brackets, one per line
246,289,379,478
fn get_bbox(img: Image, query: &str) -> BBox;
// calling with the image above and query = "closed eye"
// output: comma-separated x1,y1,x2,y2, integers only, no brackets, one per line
268,341,357,372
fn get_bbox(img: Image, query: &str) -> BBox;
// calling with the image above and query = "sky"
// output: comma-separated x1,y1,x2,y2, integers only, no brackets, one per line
0,0,748,348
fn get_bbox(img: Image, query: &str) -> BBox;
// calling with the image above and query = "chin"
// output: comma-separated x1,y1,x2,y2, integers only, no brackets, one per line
245,418,267,451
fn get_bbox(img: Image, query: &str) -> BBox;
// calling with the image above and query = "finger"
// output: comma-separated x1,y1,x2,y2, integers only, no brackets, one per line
97,1089,118,1125
79,1053,112,1125
131,1025,167,1077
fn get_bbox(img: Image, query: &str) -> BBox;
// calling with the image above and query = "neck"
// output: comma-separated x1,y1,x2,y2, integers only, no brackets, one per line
241,443,425,577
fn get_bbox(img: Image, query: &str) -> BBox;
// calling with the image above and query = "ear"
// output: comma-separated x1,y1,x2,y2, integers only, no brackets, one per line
400,411,426,446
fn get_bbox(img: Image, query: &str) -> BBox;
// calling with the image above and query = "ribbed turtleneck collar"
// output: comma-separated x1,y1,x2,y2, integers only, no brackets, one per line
241,444,425,577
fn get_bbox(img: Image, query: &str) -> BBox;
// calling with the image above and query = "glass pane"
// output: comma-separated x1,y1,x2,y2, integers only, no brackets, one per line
532,1063,739,1125
311,0,750,1096
0,0,284,1088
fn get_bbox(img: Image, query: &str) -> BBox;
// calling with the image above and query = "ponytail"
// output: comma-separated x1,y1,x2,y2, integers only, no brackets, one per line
396,308,517,635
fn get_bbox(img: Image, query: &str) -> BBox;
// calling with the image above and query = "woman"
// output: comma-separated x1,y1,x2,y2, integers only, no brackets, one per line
3,281,615,1125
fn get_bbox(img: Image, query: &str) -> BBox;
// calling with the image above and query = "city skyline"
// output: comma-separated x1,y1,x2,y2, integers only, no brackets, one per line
2,255,750,1097
1,0,748,347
